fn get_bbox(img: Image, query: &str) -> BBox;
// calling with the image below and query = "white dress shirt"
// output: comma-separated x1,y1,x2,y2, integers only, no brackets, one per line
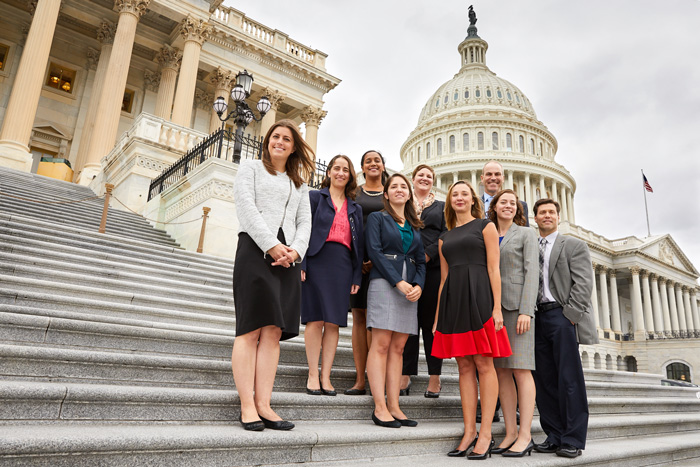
539,231,559,303
482,193,494,214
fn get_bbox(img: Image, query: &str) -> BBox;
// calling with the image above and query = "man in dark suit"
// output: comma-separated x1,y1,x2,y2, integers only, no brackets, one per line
480,160,529,226
532,198,598,459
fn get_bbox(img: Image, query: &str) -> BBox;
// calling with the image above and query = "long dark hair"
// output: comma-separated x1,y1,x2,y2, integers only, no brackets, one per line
360,149,389,185
261,119,314,188
382,173,424,229
487,189,527,229
321,155,358,200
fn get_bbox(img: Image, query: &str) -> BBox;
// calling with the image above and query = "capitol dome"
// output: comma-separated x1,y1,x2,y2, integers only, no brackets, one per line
401,16,577,224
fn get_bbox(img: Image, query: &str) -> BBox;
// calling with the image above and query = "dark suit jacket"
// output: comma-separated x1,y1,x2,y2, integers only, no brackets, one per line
419,200,447,270
482,194,529,227
302,188,363,285
547,234,599,345
366,211,426,289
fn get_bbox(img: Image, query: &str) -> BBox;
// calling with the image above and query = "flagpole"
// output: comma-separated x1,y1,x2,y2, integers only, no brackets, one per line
641,169,651,237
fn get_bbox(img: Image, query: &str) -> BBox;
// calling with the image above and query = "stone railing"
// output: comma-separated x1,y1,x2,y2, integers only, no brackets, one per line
210,6,327,70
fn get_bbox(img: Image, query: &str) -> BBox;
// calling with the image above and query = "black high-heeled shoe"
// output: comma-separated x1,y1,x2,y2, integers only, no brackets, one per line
447,434,478,457
502,439,535,457
491,439,515,455
320,382,337,396
467,439,495,460
399,380,412,396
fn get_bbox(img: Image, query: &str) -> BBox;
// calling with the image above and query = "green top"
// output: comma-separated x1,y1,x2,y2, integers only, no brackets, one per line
397,221,413,255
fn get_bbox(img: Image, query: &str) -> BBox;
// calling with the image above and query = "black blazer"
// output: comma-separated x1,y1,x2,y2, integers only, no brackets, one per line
419,200,447,270
366,211,426,288
302,188,363,285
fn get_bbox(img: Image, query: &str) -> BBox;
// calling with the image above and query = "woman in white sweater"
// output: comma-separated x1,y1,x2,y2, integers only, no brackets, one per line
232,119,314,431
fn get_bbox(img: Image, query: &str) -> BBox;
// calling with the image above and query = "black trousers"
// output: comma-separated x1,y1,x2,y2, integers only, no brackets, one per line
533,306,589,449
402,265,443,376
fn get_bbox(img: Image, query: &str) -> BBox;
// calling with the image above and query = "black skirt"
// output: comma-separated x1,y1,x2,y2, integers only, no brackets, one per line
233,230,301,341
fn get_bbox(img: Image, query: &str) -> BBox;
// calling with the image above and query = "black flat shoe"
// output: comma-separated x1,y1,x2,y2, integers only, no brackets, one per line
320,384,337,396
238,415,264,431
502,440,535,457
556,444,582,458
306,387,321,395
258,415,294,431
447,435,478,457
372,411,401,428
344,388,366,395
395,418,418,427
424,390,440,398
399,380,411,396
491,440,515,455
467,439,494,460
534,441,559,454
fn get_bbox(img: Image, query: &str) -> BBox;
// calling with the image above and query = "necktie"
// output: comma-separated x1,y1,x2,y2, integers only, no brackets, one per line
537,238,547,303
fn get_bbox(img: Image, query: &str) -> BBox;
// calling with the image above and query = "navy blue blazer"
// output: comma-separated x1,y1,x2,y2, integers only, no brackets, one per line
366,211,426,288
301,188,363,285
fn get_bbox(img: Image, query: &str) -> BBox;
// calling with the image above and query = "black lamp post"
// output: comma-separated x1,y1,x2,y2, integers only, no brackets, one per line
213,70,271,162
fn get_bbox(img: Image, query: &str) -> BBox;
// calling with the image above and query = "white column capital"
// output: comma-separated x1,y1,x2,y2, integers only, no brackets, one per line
156,45,182,71
143,69,160,92
629,266,641,275
180,16,210,45
97,20,117,45
194,88,213,110
86,47,100,70
301,106,327,127
209,67,236,94
115,0,150,20
260,87,286,110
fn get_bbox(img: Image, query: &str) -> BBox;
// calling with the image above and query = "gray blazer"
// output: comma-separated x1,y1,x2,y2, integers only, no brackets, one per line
499,224,538,318
547,234,599,345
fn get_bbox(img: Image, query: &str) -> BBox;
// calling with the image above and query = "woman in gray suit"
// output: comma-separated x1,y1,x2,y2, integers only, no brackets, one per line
487,189,538,456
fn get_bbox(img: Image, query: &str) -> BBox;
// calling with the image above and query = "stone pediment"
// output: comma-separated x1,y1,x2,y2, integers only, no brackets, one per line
639,235,698,276
31,121,73,141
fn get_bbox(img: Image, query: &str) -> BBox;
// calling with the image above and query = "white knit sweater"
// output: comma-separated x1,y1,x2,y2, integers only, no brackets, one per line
233,159,311,259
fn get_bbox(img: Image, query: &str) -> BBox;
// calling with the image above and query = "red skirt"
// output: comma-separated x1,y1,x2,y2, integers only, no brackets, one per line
432,317,512,359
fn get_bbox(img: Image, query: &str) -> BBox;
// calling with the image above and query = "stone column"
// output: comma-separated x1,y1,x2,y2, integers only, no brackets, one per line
650,274,665,334
506,170,514,190
675,284,687,337
597,266,612,332
142,69,159,113
682,286,694,333
208,67,235,134
590,263,601,336
73,20,116,179
539,176,546,201
300,106,327,159
470,170,477,189
154,45,181,120
691,289,700,338
629,267,646,338
78,0,150,184
258,88,285,138
171,17,210,127
0,0,62,171
551,180,558,203
566,189,575,223
640,270,655,333
560,185,568,221
524,173,531,205
452,172,459,185
658,278,673,336
609,270,622,334
667,281,680,336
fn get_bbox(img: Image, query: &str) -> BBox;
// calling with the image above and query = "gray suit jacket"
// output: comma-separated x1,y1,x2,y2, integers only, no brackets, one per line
499,224,538,318
547,234,599,345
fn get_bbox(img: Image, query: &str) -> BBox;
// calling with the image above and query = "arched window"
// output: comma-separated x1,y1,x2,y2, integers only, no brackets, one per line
486,88,492,98
454,90,459,101
515,94,521,104
444,94,449,104
625,356,638,372
464,89,470,99
463,133,469,150
536,188,541,199
436,138,442,156
477,132,484,150
449,135,455,153
506,133,512,151
666,362,692,382
529,138,535,155
435,98,440,108
606,354,613,371
496,89,502,99
506,91,512,101
475,88,481,98
417,146,421,161
426,142,431,158
492,132,499,150
539,142,543,157
594,353,602,370
519,135,524,153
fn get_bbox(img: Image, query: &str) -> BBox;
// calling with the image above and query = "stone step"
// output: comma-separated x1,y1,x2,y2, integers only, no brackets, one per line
0,275,233,316
0,418,698,466
0,168,97,196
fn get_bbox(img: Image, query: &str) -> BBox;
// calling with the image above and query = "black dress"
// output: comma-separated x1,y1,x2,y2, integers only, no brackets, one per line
349,187,385,309
432,218,512,358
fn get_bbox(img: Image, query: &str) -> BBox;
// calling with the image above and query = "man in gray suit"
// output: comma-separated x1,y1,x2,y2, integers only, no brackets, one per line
532,198,598,459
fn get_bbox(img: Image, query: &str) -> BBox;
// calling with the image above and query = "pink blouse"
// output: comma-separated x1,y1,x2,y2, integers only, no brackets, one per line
326,199,352,249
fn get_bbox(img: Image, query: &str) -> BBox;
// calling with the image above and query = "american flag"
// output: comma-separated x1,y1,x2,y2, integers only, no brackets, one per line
643,173,653,193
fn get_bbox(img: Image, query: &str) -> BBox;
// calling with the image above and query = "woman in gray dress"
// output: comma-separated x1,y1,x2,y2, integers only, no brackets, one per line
365,173,425,428
487,189,538,456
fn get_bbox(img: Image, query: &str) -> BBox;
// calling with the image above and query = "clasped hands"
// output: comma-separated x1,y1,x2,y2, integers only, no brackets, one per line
267,243,299,268
397,280,421,302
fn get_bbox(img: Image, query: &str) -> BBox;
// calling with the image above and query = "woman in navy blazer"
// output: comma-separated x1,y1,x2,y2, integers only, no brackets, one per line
365,173,426,428
301,155,363,396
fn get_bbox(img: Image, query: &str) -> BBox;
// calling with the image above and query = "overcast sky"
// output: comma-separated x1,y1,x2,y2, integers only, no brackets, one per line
226,0,700,272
